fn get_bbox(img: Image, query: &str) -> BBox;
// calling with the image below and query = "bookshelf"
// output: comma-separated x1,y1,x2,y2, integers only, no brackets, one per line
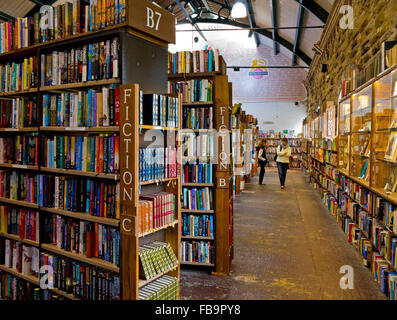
168,51,233,275
0,0,182,301
303,58,397,299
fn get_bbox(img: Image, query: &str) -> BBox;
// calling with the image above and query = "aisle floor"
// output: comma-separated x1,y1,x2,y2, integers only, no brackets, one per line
180,169,386,300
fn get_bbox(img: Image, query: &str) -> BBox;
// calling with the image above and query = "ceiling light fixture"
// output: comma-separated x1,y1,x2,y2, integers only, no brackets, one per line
231,0,247,19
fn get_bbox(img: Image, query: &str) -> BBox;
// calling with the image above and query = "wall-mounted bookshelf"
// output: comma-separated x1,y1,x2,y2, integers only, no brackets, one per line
303,53,397,299
0,0,181,301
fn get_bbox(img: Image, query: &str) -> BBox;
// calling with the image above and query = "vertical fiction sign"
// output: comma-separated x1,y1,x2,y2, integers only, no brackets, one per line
120,85,139,235
216,105,230,189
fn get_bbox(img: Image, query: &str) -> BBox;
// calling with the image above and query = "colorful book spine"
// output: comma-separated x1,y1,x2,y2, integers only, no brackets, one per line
0,170,38,204
180,240,214,264
182,214,213,237
0,206,39,242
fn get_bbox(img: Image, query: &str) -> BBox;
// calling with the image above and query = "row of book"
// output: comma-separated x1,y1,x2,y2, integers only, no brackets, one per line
138,242,178,280
180,241,214,264
0,98,38,129
0,1,126,54
182,133,215,159
182,107,214,129
0,134,39,166
182,214,214,238
138,193,176,233
0,272,40,300
139,146,179,182
0,206,39,242
182,187,213,211
0,57,38,92
40,252,120,300
168,80,213,103
182,163,213,184
0,240,40,277
139,275,178,300
38,176,120,219
141,94,179,129
40,38,119,86
0,171,38,204
42,134,120,174
168,50,221,74
42,86,120,127
42,215,120,266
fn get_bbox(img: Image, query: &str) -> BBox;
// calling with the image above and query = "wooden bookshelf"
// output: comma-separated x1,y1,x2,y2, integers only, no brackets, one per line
182,236,215,241
169,62,233,275
180,261,215,267
0,0,180,301
0,164,39,171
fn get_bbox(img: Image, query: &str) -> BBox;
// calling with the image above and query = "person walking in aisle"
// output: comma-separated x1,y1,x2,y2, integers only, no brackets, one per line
276,138,291,190
256,139,268,185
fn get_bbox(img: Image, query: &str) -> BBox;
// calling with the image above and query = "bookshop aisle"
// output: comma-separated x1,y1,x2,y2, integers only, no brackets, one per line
180,170,385,300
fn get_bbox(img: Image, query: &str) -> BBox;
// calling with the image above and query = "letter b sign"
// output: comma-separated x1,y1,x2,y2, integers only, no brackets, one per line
147,7,162,31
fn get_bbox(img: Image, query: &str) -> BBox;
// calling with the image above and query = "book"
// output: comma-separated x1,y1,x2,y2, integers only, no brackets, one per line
139,192,175,232
180,240,214,264
0,206,39,242
138,275,178,300
168,80,213,103
168,49,222,75
182,214,213,238
0,133,39,165
182,187,213,211
182,107,213,129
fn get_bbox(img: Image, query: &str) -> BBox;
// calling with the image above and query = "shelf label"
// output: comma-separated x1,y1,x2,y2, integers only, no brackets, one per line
128,0,176,44
216,105,230,172
216,171,229,189
120,215,136,236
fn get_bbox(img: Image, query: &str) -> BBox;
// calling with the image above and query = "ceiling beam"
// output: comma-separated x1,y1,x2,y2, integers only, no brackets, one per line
270,0,279,55
29,0,46,6
245,0,260,47
187,18,312,66
175,0,208,42
292,4,305,66
293,0,328,24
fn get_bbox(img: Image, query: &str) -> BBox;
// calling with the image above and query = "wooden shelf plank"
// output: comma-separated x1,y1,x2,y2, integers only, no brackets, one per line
41,243,120,273
40,207,120,227
140,177,178,186
0,265,40,285
138,220,179,238
0,87,38,97
181,209,214,214
181,235,214,241
0,127,39,132
168,72,222,80
40,167,119,180
180,261,214,267
49,287,80,300
138,266,178,288
0,233,39,247
140,125,177,131
0,197,39,209
40,78,120,92
40,126,120,133
182,183,214,187
0,163,38,171
181,101,213,106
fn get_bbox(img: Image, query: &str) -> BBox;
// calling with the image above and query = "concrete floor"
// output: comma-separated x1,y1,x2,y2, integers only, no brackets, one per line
180,169,386,300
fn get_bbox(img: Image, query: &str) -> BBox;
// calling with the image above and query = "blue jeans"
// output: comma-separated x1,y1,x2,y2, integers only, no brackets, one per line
277,162,289,187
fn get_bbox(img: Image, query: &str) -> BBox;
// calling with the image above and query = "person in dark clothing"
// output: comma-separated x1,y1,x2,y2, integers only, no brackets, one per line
256,139,268,185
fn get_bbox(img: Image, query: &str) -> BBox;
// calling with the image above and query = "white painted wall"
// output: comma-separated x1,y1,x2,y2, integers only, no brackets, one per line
240,101,307,134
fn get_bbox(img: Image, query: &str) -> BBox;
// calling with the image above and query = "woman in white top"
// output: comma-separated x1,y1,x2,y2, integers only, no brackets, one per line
276,138,292,189
256,140,268,185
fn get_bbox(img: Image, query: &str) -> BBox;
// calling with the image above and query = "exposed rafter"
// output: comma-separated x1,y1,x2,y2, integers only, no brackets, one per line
292,3,305,66
293,0,328,24
187,18,312,66
245,0,260,47
270,0,279,55
175,0,208,42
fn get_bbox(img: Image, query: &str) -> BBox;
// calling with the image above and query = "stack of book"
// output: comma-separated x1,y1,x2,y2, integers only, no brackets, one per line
42,87,121,127
0,98,38,129
41,215,120,266
138,192,176,232
0,206,39,242
182,187,213,211
168,49,221,74
139,275,178,300
141,94,179,128
0,171,39,204
0,57,38,92
0,134,39,165
180,240,214,264
139,146,179,182
40,38,119,87
168,80,213,103
0,0,126,54
182,107,214,129
138,241,178,280
182,163,213,184
0,272,41,300
182,214,214,238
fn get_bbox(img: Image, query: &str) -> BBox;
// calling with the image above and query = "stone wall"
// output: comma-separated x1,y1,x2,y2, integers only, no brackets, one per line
306,0,397,114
